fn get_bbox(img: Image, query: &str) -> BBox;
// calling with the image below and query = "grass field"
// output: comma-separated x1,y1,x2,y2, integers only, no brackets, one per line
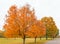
0,38,51,44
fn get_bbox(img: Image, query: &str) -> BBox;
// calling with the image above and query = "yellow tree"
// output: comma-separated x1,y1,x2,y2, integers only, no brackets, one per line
41,17,59,39
3,4,36,44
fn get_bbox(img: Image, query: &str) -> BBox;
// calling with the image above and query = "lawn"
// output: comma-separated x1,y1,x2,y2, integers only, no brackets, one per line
0,38,51,44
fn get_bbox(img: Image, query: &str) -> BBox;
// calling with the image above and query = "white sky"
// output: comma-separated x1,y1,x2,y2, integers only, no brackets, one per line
0,0,60,34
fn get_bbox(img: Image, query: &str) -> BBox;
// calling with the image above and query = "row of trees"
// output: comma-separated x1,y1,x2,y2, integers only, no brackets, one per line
3,4,59,44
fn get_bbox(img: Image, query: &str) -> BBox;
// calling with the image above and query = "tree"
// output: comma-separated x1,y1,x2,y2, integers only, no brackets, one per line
25,20,46,44
0,30,4,38
38,20,46,38
3,4,36,44
41,17,59,39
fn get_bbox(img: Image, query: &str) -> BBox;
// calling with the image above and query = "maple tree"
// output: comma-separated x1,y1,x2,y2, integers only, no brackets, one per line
38,20,46,38
25,20,46,44
41,17,59,39
3,4,36,44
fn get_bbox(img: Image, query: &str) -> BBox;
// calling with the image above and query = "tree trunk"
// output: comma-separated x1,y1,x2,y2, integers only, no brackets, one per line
46,30,48,40
40,37,41,40
46,36,48,40
53,36,54,39
35,37,37,44
23,37,25,44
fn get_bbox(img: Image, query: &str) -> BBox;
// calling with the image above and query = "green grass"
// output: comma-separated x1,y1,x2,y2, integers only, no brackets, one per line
0,38,51,44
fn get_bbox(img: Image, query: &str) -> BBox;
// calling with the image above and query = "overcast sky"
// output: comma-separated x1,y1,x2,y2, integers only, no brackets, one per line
0,0,60,34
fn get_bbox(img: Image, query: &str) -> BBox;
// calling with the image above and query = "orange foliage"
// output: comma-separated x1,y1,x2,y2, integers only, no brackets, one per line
3,5,37,38
25,20,46,38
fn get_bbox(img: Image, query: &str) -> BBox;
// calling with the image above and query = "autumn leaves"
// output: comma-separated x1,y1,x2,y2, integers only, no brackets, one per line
25,21,46,38
3,5,59,44
41,17,59,39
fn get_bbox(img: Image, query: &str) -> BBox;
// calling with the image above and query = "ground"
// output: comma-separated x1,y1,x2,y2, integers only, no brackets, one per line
0,38,51,44
45,38,60,44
